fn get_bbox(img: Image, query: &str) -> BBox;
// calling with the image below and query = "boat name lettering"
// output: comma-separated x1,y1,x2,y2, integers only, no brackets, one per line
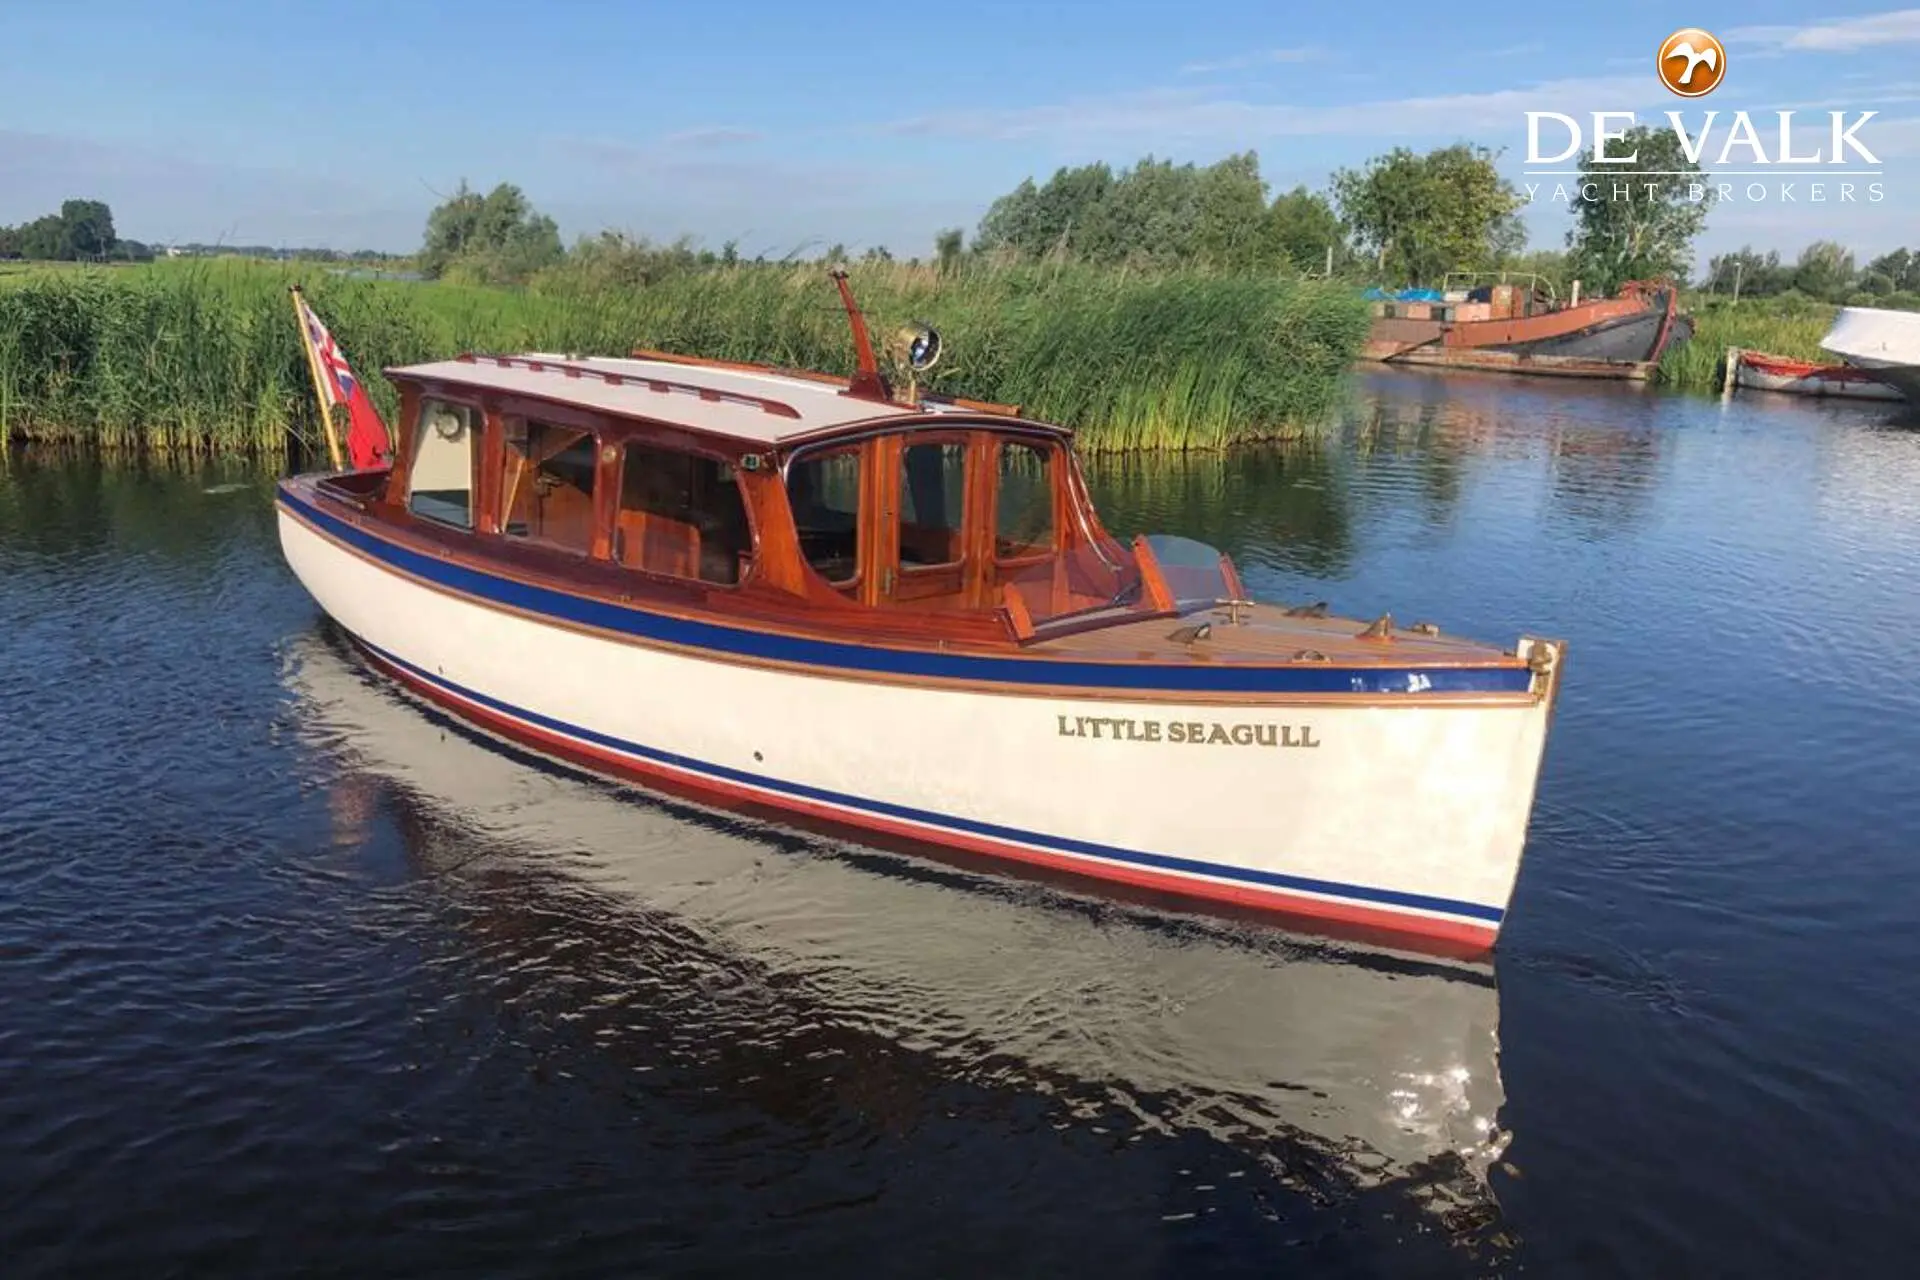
1054,715,1320,748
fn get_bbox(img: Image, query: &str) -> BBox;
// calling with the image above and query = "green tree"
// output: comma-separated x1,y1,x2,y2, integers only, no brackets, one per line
1703,246,1790,297
15,215,66,260
934,227,965,275
1497,247,1573,294
1565,126,1711,293
1332,144,1523,286
1860,247,1918,296
974,163,1114,260
1264,185,1344,273
59,200,116,259
1191,151,1271,269
1076,156,1199,266
1792,240,1857,301
420,181,562,282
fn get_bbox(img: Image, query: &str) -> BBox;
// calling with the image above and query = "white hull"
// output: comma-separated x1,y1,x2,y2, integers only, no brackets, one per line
1820,307,1920,402
283,629,1510,1194
278,505,1560,948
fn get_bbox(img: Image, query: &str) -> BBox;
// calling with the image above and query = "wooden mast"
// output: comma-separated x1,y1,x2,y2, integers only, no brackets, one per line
829,269,891,403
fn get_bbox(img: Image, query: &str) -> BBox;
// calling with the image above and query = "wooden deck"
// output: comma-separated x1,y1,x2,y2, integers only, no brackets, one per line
1034,602,1524,668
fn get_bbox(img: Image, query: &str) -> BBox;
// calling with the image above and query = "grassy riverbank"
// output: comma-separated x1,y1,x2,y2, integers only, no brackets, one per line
0,259,1370,455
1656,296,1842,393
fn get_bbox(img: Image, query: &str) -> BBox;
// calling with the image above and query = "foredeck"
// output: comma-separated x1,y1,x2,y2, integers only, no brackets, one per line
1033,602,1525,668
386,353,921,446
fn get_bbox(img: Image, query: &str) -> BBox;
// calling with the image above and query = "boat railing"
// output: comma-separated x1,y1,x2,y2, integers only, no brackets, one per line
454,353,803,420
1441,271,1560,306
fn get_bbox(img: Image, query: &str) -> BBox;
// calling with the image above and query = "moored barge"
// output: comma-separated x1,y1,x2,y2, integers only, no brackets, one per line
1363,277,1691,380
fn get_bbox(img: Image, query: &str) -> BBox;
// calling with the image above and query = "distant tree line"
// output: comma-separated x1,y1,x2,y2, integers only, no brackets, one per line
960,133,1718,298
0,200,149,262
409,146,1913,313
166,244,406,262
1701,242,1920,307
969,153,1346,273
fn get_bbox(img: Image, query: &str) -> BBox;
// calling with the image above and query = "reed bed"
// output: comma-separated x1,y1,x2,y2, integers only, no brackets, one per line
1655,297,1840,393
0,259,1369,455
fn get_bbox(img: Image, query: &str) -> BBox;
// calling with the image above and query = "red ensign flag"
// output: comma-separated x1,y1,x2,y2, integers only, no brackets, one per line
296,294,392,470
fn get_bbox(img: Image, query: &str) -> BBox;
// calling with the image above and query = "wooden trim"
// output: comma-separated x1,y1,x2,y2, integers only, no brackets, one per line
1001,583,1035,642
590,438,617,562
289,493,1532,708
475,405,503,535
1133,534,1177,613
862,435,897,606
1219,552,1247,602
923,393,1024,418
295,475,1537,680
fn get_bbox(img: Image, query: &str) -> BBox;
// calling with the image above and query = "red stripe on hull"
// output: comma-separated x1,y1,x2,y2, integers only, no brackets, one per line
356,644,1499,958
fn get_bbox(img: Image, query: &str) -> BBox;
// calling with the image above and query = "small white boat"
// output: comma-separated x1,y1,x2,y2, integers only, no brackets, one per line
276,272,1566,954
1728,348,1905,401
1820,307,1920,402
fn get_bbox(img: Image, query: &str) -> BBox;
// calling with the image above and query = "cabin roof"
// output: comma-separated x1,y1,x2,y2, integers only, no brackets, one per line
386,352,928,446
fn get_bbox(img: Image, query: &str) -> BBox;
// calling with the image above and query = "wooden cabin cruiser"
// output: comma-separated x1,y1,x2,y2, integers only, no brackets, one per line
276,274,1565,953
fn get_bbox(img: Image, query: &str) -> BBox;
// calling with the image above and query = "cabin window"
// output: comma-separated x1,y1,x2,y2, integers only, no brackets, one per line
996,440,1054,558
407,399,479,528
614,444,753,585
899,442,968,570
786,446,861,585
500,420,599,555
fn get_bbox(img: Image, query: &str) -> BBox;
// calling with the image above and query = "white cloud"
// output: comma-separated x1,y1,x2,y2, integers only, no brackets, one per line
1728,9,1920,51
654,126,763,149
883,75,1654,144
1181,46,1326,74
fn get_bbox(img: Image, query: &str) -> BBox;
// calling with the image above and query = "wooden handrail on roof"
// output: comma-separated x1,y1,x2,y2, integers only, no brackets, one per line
632,347,1028,420
453,352,803,419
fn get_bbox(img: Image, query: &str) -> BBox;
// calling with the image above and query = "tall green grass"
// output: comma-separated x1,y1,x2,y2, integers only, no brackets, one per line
0,258,1369,455
1656,295,1842,393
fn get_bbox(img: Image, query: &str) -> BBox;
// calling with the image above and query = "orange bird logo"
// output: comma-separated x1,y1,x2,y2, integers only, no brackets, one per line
1659,28,1726,97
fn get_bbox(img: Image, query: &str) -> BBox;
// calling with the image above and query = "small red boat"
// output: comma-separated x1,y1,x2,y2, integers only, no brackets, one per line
1729,348,1907,402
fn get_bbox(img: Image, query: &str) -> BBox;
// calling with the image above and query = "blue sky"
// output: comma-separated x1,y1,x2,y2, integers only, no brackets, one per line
3,1,1917,264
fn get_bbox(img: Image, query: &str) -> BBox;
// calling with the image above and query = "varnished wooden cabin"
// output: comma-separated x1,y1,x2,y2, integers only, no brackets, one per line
331,351,1154,645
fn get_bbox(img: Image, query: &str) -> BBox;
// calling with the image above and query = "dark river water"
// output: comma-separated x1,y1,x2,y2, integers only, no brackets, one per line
5,369,1920,1277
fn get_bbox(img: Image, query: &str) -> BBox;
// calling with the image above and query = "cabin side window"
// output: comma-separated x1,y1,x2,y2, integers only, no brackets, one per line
500,420,598,555
898,441,968,570
614,444,753,586
407,399,479,528
785,446,861,586
996,440,1054,558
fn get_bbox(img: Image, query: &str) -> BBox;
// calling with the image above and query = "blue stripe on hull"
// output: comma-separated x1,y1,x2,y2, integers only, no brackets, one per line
354,637,1505,927
277,486,1534,698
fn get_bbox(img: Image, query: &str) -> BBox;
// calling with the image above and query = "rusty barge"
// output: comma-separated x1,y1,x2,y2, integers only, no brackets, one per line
1361,277,1693,381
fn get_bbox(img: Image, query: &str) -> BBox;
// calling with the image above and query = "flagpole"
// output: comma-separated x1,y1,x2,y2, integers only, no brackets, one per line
290,285,345,470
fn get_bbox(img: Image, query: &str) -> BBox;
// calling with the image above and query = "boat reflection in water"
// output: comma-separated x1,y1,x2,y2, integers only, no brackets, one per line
284,627,1512,1222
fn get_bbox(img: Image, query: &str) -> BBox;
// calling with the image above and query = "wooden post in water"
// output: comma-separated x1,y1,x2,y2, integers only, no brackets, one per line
289,286,345,471
1722,347,1742,400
